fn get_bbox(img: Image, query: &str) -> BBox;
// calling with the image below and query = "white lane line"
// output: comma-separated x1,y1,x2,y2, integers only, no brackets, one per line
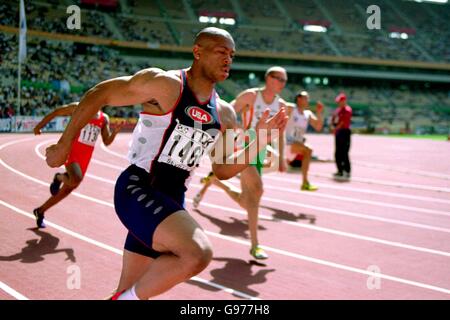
189,173,450,233
205,231,450,295
0,200,121,254
0,200,258,301
0,137,36,151
5,138,258,300
85,173,116,185
34,139,55,155
0,158,115,208
262,183,450,217
352,160,450,180
92,159,126,170
81,169,450,234
85,155,450,215
261,194,450,233
192,173,450,218
4,138,450,295
36,140,127,173
190,277,257,299
3,191,450,297
80,157,450,228
198,165,450,205
313,182,450,205
0,281,29,300
184,189,450,258
35,140,126,170
100,142,127,159
97,139,450,201
219,168,450,204
31,140,450,248
32,166,450,257
310,172,450,193
97,135,450,193
195,163,450,205
23,151,450,258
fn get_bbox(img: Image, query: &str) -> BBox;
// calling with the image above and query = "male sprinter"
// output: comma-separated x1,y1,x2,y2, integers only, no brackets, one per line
33,103,121,228
45,27,288,299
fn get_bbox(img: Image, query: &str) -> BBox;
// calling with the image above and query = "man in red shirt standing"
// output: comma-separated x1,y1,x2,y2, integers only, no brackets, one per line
330,92,352,180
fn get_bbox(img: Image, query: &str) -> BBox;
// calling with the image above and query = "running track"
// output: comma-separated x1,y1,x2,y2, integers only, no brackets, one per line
0,133,449,300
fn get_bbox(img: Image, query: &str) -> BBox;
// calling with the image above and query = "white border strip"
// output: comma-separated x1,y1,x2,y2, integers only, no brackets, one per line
0,281,29,300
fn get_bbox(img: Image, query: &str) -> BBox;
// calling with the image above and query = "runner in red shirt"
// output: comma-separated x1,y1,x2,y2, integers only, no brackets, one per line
32,102,122,228
330,92,352,180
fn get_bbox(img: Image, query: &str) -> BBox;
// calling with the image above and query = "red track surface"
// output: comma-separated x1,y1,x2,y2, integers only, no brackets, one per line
1,133,449,300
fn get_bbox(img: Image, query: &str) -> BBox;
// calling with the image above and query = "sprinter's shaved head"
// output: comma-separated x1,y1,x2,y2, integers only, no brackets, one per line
194,27,235,47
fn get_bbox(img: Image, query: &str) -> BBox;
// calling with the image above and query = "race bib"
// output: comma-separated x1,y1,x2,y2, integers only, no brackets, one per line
78,123,101,146
158,119,216,171
288,127,305,143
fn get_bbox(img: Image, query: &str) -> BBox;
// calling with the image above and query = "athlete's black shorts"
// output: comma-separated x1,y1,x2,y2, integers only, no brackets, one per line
114,165,185,259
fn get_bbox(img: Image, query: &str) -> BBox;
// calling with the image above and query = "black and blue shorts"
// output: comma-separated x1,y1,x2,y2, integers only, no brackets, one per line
114,165,185,259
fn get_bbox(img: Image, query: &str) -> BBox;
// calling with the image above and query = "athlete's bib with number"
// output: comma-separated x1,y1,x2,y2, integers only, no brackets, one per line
286,109,312,144
291,127,306,142
158,120,215,171
127,69,222,194
78,123,101,146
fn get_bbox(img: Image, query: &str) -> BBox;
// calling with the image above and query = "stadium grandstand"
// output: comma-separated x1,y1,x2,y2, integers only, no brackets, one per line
0,0,449,135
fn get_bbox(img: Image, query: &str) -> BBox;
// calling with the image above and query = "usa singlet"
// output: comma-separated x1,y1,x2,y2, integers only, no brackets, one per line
127,69,223,199
114,69,223,258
